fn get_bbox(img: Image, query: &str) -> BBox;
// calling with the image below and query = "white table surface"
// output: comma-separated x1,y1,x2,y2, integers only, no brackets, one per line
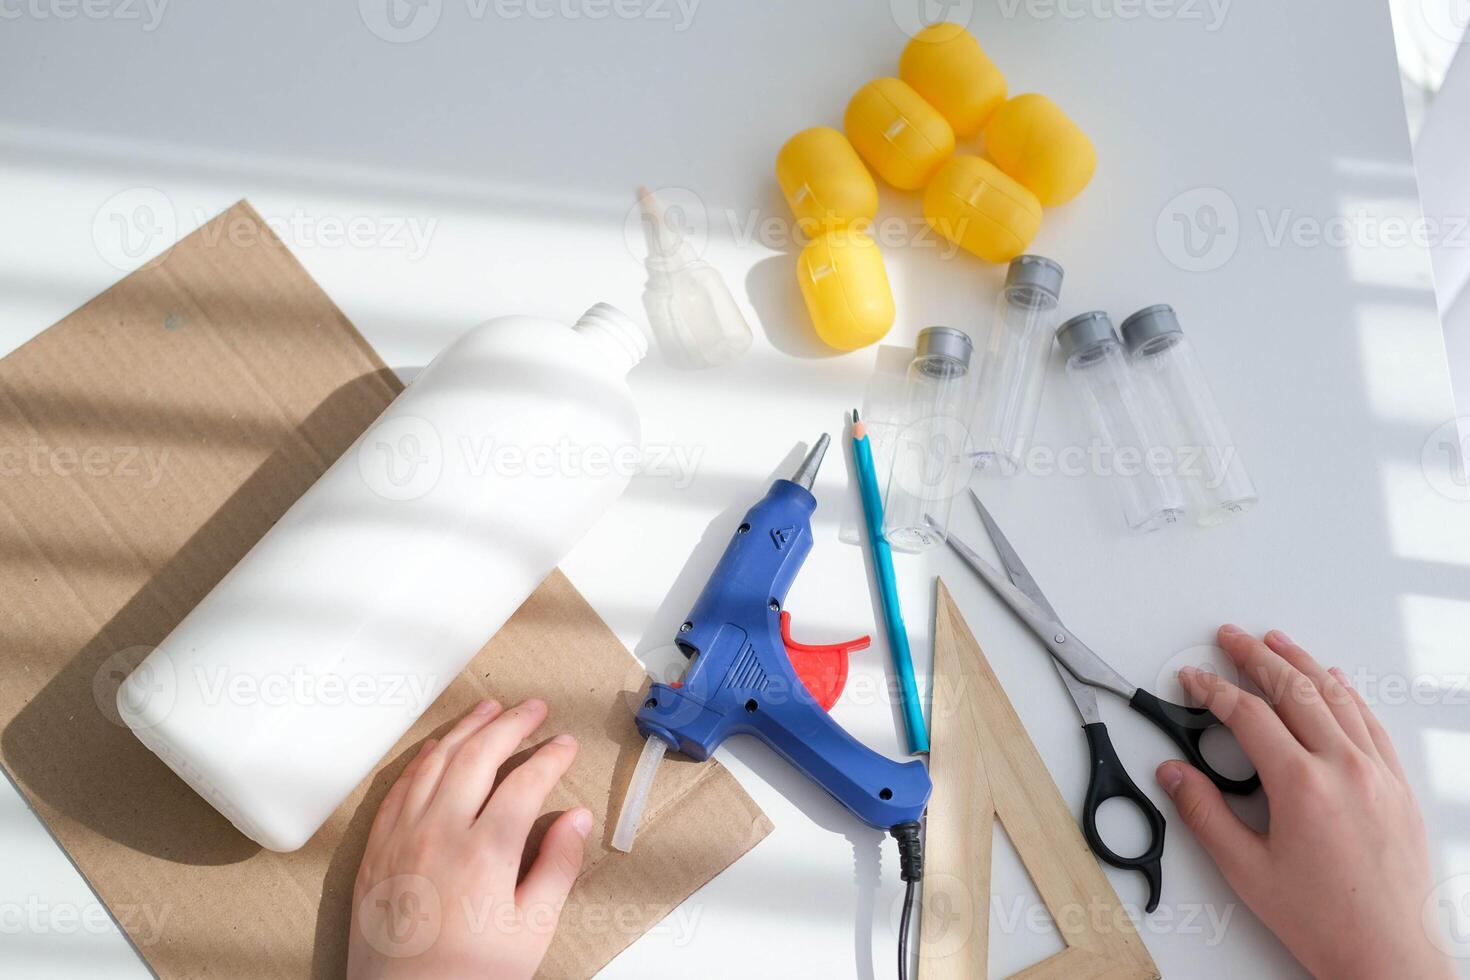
3,2,1470,977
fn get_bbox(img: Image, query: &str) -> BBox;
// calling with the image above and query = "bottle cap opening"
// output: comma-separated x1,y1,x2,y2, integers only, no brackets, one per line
1004,255,1064,308
915,326,974,372
574,303,649,374
1056,311,1118,361
1120,304,1183,355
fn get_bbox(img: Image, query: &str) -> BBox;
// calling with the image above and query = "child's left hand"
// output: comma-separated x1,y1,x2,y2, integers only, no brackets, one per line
347,698,592,980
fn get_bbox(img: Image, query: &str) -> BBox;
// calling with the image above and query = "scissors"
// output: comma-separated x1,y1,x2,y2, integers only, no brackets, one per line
940,489,1260,912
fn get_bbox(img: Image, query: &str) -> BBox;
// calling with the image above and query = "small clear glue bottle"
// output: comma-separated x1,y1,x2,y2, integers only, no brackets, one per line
971,255,1064,476
637,187,753,369
1057,311,1185,532
1121,304,1257,524
883,326,975,552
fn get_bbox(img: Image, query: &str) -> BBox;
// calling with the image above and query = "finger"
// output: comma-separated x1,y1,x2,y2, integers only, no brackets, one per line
1180,666,1301,786
1330,667,1407,781
1156,761,1266,884
426,699,550,826
477,734,580,850
516,807,593,926
400,700,502,825
1217,625,1344,752
366,739,436,851
1262,630,1376,757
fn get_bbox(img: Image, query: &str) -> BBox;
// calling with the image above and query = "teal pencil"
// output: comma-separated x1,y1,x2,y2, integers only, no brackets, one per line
850,410,928,755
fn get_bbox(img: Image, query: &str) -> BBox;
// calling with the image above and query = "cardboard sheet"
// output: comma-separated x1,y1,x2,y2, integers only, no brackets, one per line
0,201,771,978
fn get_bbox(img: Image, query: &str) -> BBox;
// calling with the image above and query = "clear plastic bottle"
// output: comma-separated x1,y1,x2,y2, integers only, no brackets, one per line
971,255,1064,475
119,305,647,851
883,327,975,552
637,187,753,369
1121,304,1257,525
1057,311,1185,532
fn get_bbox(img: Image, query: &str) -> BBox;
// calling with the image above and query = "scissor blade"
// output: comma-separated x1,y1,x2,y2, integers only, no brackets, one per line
940,522,1137,701
940,526,1105,722
940,525,1060,635
968,489,1059,621
1051,659,1102,724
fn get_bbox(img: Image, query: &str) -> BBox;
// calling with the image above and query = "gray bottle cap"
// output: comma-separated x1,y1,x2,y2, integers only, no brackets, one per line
1055,311,1118,360
915,326,974,373
1120,304,1184,355
1004,255,1064,307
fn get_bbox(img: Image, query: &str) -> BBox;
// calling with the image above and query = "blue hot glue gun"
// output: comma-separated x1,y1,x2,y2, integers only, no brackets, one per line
612,435,931,867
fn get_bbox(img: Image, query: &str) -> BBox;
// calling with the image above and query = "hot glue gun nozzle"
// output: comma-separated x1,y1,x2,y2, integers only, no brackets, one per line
791,434,830,491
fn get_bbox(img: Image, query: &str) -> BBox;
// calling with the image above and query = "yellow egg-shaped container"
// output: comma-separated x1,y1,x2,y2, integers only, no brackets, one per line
844,78,955,191
899,23,1007,139
797,230,896,351
923,155,1042,263
984,94,1096,206
775,127,879,234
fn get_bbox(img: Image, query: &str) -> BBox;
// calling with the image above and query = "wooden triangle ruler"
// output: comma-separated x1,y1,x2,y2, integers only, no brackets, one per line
919,579,1160,980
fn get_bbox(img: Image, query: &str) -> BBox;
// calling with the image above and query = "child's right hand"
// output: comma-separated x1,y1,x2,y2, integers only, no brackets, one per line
347,698,591,980
1156,625,1454,980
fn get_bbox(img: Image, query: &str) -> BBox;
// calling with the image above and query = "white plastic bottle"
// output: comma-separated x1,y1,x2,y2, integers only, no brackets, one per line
118,304,647,851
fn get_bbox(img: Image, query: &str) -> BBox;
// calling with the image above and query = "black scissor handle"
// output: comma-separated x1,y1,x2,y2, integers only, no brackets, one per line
1129,689,1262,796
1081,722,1165,913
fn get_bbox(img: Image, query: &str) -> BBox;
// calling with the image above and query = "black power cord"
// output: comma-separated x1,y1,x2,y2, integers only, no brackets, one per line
890,821,924,980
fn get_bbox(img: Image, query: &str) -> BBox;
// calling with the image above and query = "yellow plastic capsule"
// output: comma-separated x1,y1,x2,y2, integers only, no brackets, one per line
775,127,879,234
843,78,955,191
899,23,1007,139
797,230,896,351
984,94,1096,206
923,155,1042,264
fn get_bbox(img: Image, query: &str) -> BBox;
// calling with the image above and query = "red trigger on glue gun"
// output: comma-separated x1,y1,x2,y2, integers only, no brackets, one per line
780,611,870,712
